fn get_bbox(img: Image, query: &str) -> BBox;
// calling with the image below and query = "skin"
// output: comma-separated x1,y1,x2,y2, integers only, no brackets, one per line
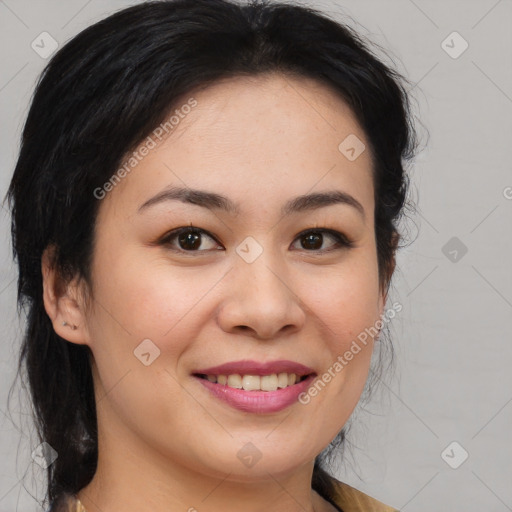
42,73,393,512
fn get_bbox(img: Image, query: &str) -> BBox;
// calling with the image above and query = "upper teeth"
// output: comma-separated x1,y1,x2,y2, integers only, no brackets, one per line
204,373,300,391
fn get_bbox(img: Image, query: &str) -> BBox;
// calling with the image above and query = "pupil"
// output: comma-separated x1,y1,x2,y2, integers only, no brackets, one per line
179,231,200,250
302,232,322,250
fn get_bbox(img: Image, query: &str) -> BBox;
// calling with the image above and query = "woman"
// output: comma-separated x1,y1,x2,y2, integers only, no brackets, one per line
7,0,418,510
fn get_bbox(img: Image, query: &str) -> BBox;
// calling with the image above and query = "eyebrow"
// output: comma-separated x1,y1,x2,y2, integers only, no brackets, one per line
138,186,365,220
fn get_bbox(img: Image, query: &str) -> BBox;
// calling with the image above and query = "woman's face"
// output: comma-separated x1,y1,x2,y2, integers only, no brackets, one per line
77,74,387,480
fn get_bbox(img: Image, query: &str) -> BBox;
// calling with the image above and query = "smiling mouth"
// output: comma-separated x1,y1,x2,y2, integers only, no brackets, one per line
193,372,313,392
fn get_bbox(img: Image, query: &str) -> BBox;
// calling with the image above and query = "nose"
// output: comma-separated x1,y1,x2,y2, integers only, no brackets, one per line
216,256,306,340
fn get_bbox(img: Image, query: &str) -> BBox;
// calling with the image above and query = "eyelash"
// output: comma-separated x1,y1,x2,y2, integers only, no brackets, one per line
159,225,354,254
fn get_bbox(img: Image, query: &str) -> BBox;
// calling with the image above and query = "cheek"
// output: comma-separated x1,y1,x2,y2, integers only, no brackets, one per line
302,252,382,343
85,249,235,412
86,253,203,443
295,250,381,411
89,242,224,342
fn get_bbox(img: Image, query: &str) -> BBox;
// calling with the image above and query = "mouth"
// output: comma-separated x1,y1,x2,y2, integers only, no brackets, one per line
192,372,317,413
192,372,314,392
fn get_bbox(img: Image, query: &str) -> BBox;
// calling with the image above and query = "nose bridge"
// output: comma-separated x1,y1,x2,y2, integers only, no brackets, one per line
217,239,305,339
244,256,288,301
238,239,291,305
235,232,282,287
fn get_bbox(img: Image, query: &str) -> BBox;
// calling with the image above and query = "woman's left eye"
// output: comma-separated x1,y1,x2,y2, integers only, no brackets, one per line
291,229,353,252
159,226,353,253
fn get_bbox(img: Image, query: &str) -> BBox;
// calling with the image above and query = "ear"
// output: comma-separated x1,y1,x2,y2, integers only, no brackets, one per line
41,245,91,345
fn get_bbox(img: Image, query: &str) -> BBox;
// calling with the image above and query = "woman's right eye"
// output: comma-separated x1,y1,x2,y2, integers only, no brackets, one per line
160,226,223,253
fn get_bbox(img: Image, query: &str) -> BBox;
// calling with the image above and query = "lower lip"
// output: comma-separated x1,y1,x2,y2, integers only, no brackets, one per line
193,374,316,413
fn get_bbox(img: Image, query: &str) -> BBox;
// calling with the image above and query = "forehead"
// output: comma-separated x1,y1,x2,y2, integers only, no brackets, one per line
98,73,375,222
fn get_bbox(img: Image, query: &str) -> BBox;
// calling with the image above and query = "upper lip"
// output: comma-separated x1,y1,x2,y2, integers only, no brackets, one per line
193,359,316,377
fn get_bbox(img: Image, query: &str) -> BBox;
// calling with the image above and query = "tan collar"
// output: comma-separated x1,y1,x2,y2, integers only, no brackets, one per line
329,477,398,512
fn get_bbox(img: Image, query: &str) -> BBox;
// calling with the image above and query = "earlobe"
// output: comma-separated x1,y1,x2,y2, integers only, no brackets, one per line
62,320,78,331
41,245,89,345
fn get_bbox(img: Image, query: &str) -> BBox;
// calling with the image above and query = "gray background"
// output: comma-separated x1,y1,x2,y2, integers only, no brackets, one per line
1,0,511,510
